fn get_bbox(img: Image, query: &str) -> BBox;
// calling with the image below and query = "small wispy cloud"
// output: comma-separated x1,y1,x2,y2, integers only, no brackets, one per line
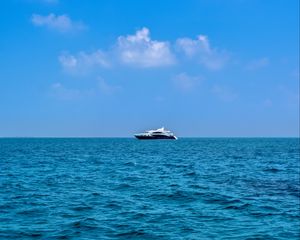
176,35,229,70
40,0,58,4
172,72,202,92
154,96,164,102
98,77,121,95
291,68,299,79
50,78,121,100
212,84,237,102
31,13,86,33
58,51,109,74
116,27,176,67
278,85,300,107
51,82,83,100
51,82,97,100
30,0,59,4
263,98,273,107
245,57,269,71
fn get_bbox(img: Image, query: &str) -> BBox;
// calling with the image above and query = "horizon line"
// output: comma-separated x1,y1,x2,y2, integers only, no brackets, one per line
0,136,299,139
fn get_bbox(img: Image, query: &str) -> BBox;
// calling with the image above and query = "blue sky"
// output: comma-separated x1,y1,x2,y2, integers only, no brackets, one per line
0,0,299,137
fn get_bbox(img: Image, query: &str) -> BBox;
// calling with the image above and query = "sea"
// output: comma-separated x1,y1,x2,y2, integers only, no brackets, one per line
0,138,299,239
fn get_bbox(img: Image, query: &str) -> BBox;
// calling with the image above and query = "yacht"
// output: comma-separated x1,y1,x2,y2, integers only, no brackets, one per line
134,127,177,140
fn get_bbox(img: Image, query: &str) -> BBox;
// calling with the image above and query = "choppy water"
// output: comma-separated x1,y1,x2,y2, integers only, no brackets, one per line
0,138,299,239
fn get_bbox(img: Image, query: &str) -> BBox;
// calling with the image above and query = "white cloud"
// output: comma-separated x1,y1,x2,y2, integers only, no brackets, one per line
246,57,269,70
116,27,175,67
172,72,202,92
212,84,237,102
58,51,109,74
58,27,175,73
31,13,86,33
58,28,232,74
176,35,229,70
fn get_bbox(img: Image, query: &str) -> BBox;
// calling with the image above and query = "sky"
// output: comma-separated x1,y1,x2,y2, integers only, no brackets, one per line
0,0,299,137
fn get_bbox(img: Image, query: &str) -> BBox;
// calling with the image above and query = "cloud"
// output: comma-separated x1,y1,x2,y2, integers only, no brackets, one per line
58,51,109,74
246,57,269,70
176,35,229,70
172,72,202,92
58,27,175,73
263,98,273,107
58,27,232,74
116,27,176,67
98,77,121,95
40,0,58,3
51,82,82,100
291,68,299,79
31,13,86,33
29,0,59,4
51,82,96,100
154,96,164,102
278,85,300,107
50,78,121,100
212,85,237,102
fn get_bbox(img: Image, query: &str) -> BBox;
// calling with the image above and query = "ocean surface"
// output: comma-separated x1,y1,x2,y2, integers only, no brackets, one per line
0,138,299,239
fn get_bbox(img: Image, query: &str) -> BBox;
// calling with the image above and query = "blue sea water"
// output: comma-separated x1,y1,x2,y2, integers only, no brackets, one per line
0,138,299,239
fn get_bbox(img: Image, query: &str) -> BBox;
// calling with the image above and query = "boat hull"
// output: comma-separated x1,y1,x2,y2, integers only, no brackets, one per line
135,135,177,140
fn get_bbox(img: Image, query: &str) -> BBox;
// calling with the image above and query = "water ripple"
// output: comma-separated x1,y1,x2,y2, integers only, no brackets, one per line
0,138,299,239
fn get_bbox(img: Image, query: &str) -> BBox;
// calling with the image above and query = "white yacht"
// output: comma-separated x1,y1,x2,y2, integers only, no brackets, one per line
134,127,177,140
